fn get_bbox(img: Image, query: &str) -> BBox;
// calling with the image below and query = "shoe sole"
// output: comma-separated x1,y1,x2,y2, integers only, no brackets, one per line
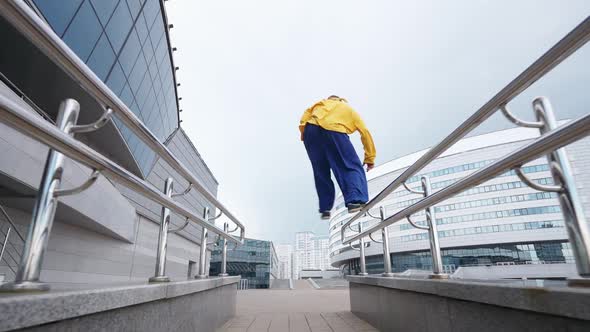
348,206,364,214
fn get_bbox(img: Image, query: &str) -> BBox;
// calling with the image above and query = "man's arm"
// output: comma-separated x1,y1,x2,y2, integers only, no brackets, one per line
352,111,376,170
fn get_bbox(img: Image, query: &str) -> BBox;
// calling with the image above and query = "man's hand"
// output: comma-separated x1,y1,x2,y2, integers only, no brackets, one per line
365,163,374,172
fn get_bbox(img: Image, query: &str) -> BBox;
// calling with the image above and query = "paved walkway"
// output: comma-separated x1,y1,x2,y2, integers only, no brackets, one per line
217,280,378,331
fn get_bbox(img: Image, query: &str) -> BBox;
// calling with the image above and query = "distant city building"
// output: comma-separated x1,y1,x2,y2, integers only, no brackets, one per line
329,127,590,277
209,238,279,289
293,232,331,279
275,244,293,279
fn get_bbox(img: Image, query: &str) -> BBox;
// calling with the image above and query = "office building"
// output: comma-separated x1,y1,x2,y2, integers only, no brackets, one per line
328,126,590,276
275,244,293,280
0,0,218,284
209,238,279,289
293,231,331,279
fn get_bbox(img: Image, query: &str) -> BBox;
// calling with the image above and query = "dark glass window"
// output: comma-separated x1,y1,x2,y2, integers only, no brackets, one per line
155,38,168,66
89,0,118,26
135,74,152,108
62,0,102,61
149,18,165,52
106,61,127,95
33,0,83,36
36,0,178,176
126,0,143,19
135,12,150,44
86,33,116,80
118,29,141,76
142,37,155,65
105,1,133,53
142,0,160,28
128,56,148,95
118,84,134,107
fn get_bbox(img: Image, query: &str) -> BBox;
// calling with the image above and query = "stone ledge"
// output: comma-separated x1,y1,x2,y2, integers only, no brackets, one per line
347,275,590,321
0,276,239,331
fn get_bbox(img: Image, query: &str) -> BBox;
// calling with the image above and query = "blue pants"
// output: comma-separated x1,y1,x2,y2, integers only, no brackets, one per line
303,124,369,212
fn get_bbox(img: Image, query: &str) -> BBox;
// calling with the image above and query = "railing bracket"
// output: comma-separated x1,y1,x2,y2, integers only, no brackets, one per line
54,169,100,197
168,217,190,234
500,105,544,128
406,215,429,230
403,182,424,195
171,182,192,198
514,165,562,192
69,106,113,134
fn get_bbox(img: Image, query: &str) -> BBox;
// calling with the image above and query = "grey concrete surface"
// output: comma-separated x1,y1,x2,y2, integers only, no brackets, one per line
270,279,291,289
0,276,238,331
312,279,349,289
217,286,377,331
218,312,377,332
348,275,590,332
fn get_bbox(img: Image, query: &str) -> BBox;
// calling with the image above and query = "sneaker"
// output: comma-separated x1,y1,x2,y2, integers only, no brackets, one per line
347,203,365,213
320,211,331,220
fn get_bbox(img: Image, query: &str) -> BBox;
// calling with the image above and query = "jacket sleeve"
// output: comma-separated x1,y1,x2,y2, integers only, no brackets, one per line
352,111,376,165
299,106,314,141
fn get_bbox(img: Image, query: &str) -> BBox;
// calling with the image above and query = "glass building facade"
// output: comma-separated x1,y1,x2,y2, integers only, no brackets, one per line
346,241,574,275
32,0,179,175
210,238,279,289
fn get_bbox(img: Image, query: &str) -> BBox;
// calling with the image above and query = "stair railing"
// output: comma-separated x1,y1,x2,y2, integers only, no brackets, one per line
340,16,590,286
0,0,246,291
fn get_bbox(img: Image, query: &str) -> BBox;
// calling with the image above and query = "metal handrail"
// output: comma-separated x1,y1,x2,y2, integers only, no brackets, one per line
341,17,590,238
0,95,241,244
343,112,590,244
0,0,245,238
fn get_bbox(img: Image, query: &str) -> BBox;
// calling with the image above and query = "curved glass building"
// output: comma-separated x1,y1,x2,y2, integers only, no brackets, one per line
328,126,590,275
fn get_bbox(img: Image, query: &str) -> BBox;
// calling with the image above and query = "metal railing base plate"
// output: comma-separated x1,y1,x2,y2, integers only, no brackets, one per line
0,280,50,292
382,273,395,277
148,276,170,283
195,275,208,279
429,273,450,280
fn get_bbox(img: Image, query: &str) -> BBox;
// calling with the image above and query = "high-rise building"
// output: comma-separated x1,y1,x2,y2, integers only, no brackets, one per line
275,244,293,279
293,232,330,279
328,126,590,276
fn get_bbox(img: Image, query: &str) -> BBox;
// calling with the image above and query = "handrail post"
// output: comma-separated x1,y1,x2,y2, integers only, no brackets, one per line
380,207,394,277
149,178,174,283
196,207,209,279
219,222,229,277
532,98,590,285
0,99,80,292
358,223,368,276
421,176,448,279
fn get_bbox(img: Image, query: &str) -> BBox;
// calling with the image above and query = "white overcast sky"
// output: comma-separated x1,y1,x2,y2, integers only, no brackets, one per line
165,1,590,244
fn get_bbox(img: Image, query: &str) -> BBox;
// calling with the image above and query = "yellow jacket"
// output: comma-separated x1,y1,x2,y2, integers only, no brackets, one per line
299,98,376,165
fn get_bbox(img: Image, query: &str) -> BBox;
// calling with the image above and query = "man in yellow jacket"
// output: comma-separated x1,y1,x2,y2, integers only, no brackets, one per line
300,95,376,220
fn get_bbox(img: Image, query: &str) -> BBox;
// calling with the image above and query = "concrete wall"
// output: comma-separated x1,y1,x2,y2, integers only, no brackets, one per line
0,81,219,285
452,263,579,280
348,275,590,332
1,206,205,284
0,278,238,332
116,128,220,245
